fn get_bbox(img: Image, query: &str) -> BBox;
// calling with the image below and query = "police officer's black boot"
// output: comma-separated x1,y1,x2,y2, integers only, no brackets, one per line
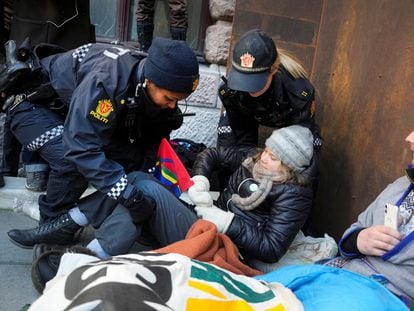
136,22,154,52
170,26,187,41
7,212,80,248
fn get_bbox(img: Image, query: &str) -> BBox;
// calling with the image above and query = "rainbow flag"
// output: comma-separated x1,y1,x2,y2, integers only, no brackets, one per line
153,138,194,197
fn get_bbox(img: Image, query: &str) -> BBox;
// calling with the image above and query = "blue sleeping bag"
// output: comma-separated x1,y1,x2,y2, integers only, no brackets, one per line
255,264,407,311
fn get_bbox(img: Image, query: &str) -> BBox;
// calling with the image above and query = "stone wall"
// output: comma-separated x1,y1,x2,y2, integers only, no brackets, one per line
171,0,236,147
171,63,226,147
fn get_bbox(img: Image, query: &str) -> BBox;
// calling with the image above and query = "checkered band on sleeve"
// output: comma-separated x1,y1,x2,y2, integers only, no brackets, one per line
72,43,92,62
107,175,128,199
217,125,232,135
314,137,323,147
26,125,64,151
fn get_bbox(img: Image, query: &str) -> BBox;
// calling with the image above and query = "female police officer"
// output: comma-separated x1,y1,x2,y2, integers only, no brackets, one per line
193,29,321,192
7,37,199,252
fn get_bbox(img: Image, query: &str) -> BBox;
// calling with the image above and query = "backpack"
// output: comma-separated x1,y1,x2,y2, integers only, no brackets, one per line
170,138,207,174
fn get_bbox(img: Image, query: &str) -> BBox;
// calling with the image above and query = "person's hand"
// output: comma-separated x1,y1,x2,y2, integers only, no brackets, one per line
356,225,403,256
191,175,210,191
188,175,212,207
194,205,234,233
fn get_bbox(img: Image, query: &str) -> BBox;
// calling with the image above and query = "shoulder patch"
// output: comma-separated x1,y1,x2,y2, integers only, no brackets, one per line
89,99,114,123
301,90,309,98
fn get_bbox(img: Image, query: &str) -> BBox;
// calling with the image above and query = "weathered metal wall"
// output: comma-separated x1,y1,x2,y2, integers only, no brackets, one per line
232,0,324,145
311,0,414,238
233,0,323,75
232,0,414,239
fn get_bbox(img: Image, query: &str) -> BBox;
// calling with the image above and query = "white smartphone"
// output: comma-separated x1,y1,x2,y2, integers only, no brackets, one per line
384,203,399,230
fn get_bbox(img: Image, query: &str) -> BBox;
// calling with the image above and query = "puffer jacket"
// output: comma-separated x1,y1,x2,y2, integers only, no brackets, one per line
216,164,313,263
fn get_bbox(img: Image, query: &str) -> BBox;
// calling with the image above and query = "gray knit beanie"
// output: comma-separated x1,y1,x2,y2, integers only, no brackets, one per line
265,125,314,172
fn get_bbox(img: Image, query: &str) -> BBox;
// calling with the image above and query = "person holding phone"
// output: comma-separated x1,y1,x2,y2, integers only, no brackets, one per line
327,130,414,302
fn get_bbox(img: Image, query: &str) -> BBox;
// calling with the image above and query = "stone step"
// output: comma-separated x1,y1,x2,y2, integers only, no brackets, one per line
0,176,219,221
0,176,95,221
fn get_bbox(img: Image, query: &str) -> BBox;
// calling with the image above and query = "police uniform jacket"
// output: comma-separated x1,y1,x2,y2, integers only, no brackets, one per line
40,43,183,196
218,66,319,148
215,162,313,263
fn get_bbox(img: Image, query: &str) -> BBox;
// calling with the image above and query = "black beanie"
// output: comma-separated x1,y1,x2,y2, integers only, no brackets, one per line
144,38,199,94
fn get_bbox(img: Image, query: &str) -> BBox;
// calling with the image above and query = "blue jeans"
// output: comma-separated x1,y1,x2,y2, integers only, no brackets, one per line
89,171,197,256
128,171,197,247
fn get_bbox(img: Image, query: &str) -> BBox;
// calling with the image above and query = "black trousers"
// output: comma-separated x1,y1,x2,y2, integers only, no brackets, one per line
136,0,187,29
7,101,88,219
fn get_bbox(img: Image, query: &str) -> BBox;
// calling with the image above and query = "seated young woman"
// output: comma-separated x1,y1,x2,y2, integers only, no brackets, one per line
110,125,315,270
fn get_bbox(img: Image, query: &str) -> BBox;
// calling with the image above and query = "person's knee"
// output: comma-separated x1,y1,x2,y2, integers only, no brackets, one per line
127,171,155,184
127,172,161,195
97,218,138,255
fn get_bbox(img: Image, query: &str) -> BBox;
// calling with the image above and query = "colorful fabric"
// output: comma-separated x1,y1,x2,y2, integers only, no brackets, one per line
153,138,194,197
256,264,407,311
29,252,303,311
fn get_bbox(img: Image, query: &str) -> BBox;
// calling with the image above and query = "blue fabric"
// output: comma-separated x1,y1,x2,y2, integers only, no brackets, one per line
255,265,407,311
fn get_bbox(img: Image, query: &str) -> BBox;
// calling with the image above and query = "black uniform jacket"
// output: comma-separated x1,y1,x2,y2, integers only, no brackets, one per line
40,43,182,194
218,66,319,148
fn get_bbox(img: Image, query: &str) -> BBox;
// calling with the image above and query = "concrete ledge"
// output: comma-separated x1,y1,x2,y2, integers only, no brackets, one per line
0,176,95,221
0,177,219,221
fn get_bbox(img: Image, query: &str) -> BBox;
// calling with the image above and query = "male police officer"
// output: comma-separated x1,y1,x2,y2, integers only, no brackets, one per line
7,38,199,251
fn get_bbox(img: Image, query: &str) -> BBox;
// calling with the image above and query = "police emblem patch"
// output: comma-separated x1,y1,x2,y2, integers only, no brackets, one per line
89,99,113,123
240,52,255,68
96,99,113,117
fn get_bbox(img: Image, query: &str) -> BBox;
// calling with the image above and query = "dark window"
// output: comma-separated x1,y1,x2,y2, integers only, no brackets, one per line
90,0,211,54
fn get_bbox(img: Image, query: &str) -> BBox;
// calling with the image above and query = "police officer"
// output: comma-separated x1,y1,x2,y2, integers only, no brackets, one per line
192,29,322,192
218,29,320,149
7,38,199,252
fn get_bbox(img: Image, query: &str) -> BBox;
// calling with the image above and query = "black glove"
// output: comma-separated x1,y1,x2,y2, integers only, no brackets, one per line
118,184,155,225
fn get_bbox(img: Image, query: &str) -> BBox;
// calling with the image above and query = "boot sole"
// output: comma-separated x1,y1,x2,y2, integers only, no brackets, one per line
7,233,35,249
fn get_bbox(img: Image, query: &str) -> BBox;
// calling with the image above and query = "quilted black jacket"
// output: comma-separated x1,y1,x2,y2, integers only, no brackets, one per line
216,164,313,263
